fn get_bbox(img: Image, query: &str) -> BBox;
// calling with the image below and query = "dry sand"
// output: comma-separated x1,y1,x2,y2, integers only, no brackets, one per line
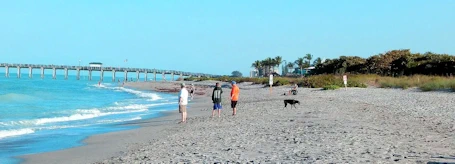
22,81,455,164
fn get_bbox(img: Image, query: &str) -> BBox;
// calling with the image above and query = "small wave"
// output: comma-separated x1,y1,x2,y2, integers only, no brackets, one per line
0,102,175,127
106,102,176,111
0,128,35,139
92,83,163,101
36,109,148,125
115,87,162,101
36,113,101,125
37,125,87,130
97,116,142,124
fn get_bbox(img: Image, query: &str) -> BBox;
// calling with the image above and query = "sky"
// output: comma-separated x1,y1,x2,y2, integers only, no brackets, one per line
0,0,454,76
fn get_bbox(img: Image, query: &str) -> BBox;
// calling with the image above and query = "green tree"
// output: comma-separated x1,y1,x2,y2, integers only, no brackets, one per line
295,57,305,76
231,71,243,77
251,60,262,76
286,62,294,74
265,57,274,75
304,53,313,66
274,56,282,73
313,57,322,66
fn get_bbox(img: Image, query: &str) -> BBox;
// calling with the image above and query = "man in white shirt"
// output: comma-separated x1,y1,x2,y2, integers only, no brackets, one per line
178,83,189,123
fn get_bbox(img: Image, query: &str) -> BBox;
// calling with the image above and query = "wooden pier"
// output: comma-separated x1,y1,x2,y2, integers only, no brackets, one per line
0,63,219,81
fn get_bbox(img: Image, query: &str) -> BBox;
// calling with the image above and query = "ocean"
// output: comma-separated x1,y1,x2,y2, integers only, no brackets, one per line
0,72,178,164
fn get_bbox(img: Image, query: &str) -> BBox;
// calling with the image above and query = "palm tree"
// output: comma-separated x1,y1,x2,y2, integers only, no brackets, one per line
286,62,294,74
295,57,305,76
265,57,274,75
313,57,322,66
251,60,262,76
274,56,282,74
304,53,313,66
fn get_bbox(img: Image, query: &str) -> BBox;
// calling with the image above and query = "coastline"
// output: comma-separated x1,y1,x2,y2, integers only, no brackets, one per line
19,82,212,164
20,81,455,163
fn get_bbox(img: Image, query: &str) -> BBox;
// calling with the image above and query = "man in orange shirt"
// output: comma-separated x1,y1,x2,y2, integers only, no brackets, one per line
230,81,240,116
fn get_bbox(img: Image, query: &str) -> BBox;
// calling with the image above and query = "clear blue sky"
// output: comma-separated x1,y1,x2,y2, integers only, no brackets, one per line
1,0,454,76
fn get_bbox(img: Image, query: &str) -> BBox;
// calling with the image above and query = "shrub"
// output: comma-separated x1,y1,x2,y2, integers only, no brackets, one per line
419,80,455,92
323,85,340,90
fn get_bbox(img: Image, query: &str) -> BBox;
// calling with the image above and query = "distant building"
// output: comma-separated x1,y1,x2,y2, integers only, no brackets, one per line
250,70,259,77
294,66,315,75
89,62,103,70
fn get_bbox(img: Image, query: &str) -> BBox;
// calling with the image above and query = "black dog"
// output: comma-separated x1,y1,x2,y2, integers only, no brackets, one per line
284,99,300,109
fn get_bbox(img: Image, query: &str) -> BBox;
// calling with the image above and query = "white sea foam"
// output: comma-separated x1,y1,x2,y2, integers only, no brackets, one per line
0,128,35,139
1,102,175,127
36,109,148,125
36,113,101,125
115,87,162,101
106,102,176,111
92,83,163,101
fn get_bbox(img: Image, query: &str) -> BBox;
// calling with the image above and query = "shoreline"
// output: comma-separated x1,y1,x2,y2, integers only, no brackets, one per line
19,83,212,164
20,81,455,163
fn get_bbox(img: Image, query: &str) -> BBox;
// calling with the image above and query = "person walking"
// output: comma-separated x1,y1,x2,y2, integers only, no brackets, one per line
230,81,240,116
211,82,223,117
190,84,195,100
178,83,189,123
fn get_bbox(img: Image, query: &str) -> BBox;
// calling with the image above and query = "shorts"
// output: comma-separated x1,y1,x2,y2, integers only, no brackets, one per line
179,105,187,113
213,103,222,110
231,101,238,108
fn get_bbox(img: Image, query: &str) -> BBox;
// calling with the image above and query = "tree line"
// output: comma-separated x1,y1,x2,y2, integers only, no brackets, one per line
314,49,455,76
251,49,455,77
251,54,323,76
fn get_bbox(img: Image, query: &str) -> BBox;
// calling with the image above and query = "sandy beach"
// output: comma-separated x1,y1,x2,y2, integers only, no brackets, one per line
22,81,455,163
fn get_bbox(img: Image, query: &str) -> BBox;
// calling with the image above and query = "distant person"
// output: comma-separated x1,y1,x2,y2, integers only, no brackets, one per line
178,83,189,123
190,84,195,100
211,82,223,117
289,84,298,95
98,81,101,86
230,81,240,116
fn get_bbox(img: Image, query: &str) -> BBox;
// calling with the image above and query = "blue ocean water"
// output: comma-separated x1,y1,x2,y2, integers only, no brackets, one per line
0,73,178,164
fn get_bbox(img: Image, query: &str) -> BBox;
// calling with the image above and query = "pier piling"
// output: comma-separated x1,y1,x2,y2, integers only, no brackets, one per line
17,66,21,78
76,69,80,80
64,68,68,80
136,71,139,81
88,70,92,81
153,70,157,81
52,68,56,79
112,70,116,82
144,71,148,82
100,70,104,81
5,66,9,78
40,67,44,79
29,67,33,78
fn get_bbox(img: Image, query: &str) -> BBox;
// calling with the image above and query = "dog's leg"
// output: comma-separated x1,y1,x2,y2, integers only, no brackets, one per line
283,102,287,109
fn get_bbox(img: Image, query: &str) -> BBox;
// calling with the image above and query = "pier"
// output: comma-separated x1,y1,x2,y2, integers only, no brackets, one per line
0,63,219,81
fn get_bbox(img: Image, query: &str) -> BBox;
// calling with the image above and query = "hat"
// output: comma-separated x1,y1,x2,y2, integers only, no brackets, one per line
181,83,186,87
231,81,236,84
